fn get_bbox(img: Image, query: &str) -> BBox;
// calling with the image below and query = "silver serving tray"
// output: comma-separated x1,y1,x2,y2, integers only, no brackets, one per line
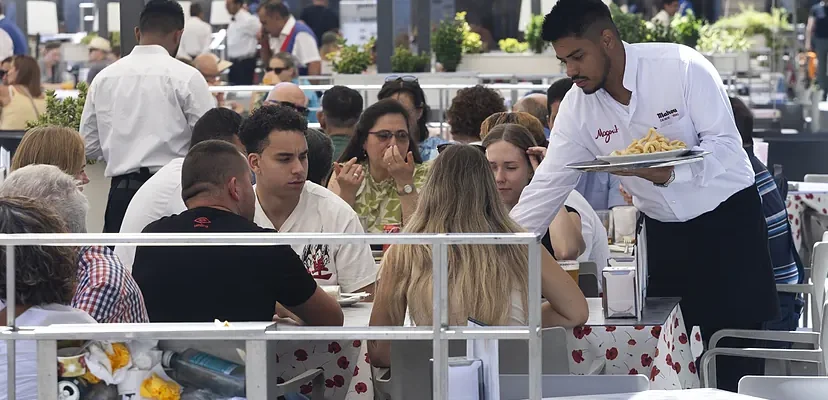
566,150,710,173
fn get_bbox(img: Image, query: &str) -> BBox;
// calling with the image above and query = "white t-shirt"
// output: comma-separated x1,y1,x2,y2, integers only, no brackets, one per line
565,190,610,283
0,303,96,400
177,16,213,58
253,181,377,293
267,16,322,67
115,158,186,272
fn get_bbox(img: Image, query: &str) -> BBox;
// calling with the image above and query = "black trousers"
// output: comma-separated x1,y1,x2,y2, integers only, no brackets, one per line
103,168,154,234
228,57,257,86
645,185,779,392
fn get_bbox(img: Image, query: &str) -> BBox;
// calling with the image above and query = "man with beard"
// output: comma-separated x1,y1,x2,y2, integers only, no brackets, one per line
509,0,778,392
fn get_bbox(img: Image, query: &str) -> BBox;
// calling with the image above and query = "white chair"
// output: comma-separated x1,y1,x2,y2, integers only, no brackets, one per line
805,174,828,183
499,374,649,399
738,376,828,399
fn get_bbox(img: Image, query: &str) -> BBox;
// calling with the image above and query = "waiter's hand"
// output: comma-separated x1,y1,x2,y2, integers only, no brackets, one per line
613,166,673,185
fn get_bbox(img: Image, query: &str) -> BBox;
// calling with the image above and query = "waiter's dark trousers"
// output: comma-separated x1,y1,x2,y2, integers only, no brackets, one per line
228,57,257,86
103,168,154,234
644,185,779,392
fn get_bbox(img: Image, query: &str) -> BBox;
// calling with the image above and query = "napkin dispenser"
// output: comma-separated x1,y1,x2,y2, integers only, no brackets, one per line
602,266,638,318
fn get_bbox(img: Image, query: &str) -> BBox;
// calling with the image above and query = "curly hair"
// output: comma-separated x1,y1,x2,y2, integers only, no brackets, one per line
446,85,506,140
479,111,549,148
0,197,77,306
239,104,308,154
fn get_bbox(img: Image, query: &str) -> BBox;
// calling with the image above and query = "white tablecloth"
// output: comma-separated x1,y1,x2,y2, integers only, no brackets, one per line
546,388,765,399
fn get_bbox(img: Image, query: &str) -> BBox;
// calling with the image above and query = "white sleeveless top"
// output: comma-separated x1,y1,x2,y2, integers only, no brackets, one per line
404,290,526,326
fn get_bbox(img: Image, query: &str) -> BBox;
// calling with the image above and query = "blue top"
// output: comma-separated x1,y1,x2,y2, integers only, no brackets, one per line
0,16,27,56
294,78,319,123
284,21,318,76
574,172,626,211
419,136,450,161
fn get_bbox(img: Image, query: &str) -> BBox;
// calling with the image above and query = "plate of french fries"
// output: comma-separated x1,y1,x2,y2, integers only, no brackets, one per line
597,128,690,163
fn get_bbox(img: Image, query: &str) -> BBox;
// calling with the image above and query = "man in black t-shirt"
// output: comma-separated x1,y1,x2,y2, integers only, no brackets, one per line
808,1,828,99
299,0,339,44
132,140,344,325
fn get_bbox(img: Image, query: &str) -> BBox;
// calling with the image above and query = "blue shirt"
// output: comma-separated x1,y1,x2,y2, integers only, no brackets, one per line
573,172,626,211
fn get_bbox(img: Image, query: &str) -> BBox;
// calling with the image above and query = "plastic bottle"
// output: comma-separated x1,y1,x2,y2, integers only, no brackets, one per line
162,349,246,397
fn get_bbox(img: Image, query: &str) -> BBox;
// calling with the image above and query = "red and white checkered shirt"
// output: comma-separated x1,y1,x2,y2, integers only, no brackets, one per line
71,245,149,323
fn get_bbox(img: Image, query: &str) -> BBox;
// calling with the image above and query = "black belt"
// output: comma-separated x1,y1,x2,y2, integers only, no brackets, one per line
112,167,154,189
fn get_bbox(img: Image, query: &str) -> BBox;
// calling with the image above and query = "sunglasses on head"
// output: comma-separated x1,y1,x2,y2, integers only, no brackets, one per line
437,142,486,154
266,100,310,117
385,75,418,83
267,67,290,74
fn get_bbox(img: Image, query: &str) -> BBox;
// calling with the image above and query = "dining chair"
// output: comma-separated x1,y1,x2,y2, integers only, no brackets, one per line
578,273,600,298
498,374,649,399
738,376,828,399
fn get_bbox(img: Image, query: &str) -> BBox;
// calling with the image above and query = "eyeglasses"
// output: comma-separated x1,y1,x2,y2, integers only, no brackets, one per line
437,142,486,154
266,100,309,117
266,67,290,74
384,75,418,83
369,130,410,142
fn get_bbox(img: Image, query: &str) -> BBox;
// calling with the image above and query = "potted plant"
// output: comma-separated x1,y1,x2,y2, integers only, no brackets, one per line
498,38,529,54
390,46,430,73
432,12,466,72
524,14,547,54
330,42,372,75
27,82,96,165
696,25,751,73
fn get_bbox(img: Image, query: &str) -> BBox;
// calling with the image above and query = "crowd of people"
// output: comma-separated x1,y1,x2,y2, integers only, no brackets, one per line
0,0,810,397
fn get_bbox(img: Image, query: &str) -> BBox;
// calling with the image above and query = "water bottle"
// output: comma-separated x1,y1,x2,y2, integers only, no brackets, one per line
162,349,246,397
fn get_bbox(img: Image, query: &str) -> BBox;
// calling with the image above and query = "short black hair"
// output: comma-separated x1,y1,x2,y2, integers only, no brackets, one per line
546,78,574,114
322,85,363,129
239,105,308,154
338,99,423,164
44,41,62,51
305,128,334,186
190,2,203,16
181,140,248,203
191,108,243,148
542,0,616,42
139,0,185,35
378,78,431,142
261,1,291,17
729,97,753,146
446,85,506,140
662,0,679,6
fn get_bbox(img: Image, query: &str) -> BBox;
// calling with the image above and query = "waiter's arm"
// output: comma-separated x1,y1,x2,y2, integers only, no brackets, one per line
510,127,592,236
80,81,102,160
671,54,746,187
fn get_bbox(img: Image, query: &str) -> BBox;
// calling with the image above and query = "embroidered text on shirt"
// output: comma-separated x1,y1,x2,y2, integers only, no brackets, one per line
193,217,211,229
657,108,679,122
595,125,619,143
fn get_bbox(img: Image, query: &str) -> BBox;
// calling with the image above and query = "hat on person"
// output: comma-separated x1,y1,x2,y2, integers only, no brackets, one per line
216,58,233,72
88,37,112,52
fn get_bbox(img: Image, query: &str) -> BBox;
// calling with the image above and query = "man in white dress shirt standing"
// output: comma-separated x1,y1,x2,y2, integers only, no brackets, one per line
177,3,213,59
80,0,214,234
259,1,321,77
225,0,261,85
511,1,778,391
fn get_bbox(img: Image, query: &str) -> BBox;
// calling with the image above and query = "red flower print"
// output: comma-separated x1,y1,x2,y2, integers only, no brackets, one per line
789,213,794,220
353,365,360,377
679,333,688,344
353,340,362,347
650,366,661,381
673,362,681,373
337,356,350,370
300,383,313,394
689,361,696,374
695,332,701,342
674,318,679,328
634,325,645,330
672,344,676,351
654,348,660,358
355,382,368,394
606,347,619,360
651,326,662,338
325,379,335,388
628,339,637,346
640,353,652,367
572,350,585,363
333,375,345,387
573,326,585,339
294,349,308,361
582,326,593,335
365,352,371,364
606,326,617,332
795,195,802,201
629,368,638,375
806,194,815,199
328,341,342,354
823,209,827,215
665,354,673,367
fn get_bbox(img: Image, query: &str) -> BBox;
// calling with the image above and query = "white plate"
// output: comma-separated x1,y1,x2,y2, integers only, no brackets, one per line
338,297,361,306
596,148,690,163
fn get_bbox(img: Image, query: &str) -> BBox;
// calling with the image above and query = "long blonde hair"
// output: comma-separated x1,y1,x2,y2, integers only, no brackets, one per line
11,126,85,175
378,144,529,326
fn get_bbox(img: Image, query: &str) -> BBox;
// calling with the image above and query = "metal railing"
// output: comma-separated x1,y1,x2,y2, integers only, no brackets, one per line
1,232,544,400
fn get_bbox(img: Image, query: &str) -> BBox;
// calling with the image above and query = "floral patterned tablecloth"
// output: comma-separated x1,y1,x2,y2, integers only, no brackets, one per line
786,193,828,253
567,304,703,389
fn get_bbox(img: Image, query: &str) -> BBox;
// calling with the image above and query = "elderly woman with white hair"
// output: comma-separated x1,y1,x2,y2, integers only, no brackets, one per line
0,165,149,323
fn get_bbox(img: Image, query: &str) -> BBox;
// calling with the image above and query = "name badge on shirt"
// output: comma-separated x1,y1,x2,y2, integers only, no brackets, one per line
656,108,680,123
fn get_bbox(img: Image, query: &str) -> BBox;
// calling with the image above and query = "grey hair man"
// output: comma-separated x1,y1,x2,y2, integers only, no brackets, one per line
0,164,149,323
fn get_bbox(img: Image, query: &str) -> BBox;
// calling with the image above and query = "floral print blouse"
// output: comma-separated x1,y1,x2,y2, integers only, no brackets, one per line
353,162,431,233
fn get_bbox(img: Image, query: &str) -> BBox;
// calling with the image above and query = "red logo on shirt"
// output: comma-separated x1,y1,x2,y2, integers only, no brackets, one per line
302,244,333,280
193,217,211,229
596,125,619,143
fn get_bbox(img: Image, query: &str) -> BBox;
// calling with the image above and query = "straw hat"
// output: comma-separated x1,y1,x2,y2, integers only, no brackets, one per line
88,37,112,53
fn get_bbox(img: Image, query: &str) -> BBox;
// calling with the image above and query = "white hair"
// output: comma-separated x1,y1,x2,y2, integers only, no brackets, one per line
0,164,89,233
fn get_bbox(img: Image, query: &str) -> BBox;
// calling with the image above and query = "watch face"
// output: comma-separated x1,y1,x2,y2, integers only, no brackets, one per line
404,185,413,194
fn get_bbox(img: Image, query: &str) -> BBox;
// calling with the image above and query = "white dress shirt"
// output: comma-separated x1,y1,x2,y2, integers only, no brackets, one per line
511,42,754,235
80,45,214,177
268,16,321,66
0,27,13,62
115,158,186,272
177,16,213,58
565,191,610,289
225,9,260,59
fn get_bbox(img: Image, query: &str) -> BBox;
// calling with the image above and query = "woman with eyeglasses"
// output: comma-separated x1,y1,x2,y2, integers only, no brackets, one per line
260,51,319,122
378,75,448,161
328,99,429,233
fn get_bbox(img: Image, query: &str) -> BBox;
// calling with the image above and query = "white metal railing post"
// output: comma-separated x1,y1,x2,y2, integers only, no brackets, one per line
432,241,449,398
36,339,57,400
6,244,15,400
528,240,543,400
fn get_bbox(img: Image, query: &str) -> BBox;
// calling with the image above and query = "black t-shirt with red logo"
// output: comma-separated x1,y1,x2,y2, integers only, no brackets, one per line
132,207,317,322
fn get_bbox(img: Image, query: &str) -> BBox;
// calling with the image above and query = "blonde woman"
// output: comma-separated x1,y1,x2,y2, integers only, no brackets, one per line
11,126,89,189
368,144,588,368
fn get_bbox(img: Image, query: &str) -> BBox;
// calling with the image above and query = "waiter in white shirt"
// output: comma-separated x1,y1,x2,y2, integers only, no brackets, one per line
80,0,214,233
512,1,778,391
177,3,213,59
258,1,321,77
225,0,261,85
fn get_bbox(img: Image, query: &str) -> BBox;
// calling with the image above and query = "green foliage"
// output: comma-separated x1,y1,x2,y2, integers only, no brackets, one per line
696,24,750,53
713,6,791,59
27,82,88,132
498,38,529,53
432,13,465,72
331,42,372,74
525,14,546,54
391,46,430,73
670,11,704,48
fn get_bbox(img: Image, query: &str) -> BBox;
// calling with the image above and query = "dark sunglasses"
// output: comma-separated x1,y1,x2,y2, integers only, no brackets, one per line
384,75,418,83
0,70,6,78
369,130,410,142
437,142,486,154
266,67,290,74
266,100,309,117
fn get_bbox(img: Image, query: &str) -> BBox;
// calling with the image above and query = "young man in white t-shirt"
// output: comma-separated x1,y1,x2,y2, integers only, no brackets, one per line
241,105,377,294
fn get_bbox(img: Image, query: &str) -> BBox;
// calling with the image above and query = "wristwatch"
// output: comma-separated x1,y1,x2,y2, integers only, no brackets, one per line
398,184,415,195
653,169,675,188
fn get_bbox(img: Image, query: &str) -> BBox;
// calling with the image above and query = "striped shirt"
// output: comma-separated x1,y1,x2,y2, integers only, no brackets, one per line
748,149,801,284
71,245,149,323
